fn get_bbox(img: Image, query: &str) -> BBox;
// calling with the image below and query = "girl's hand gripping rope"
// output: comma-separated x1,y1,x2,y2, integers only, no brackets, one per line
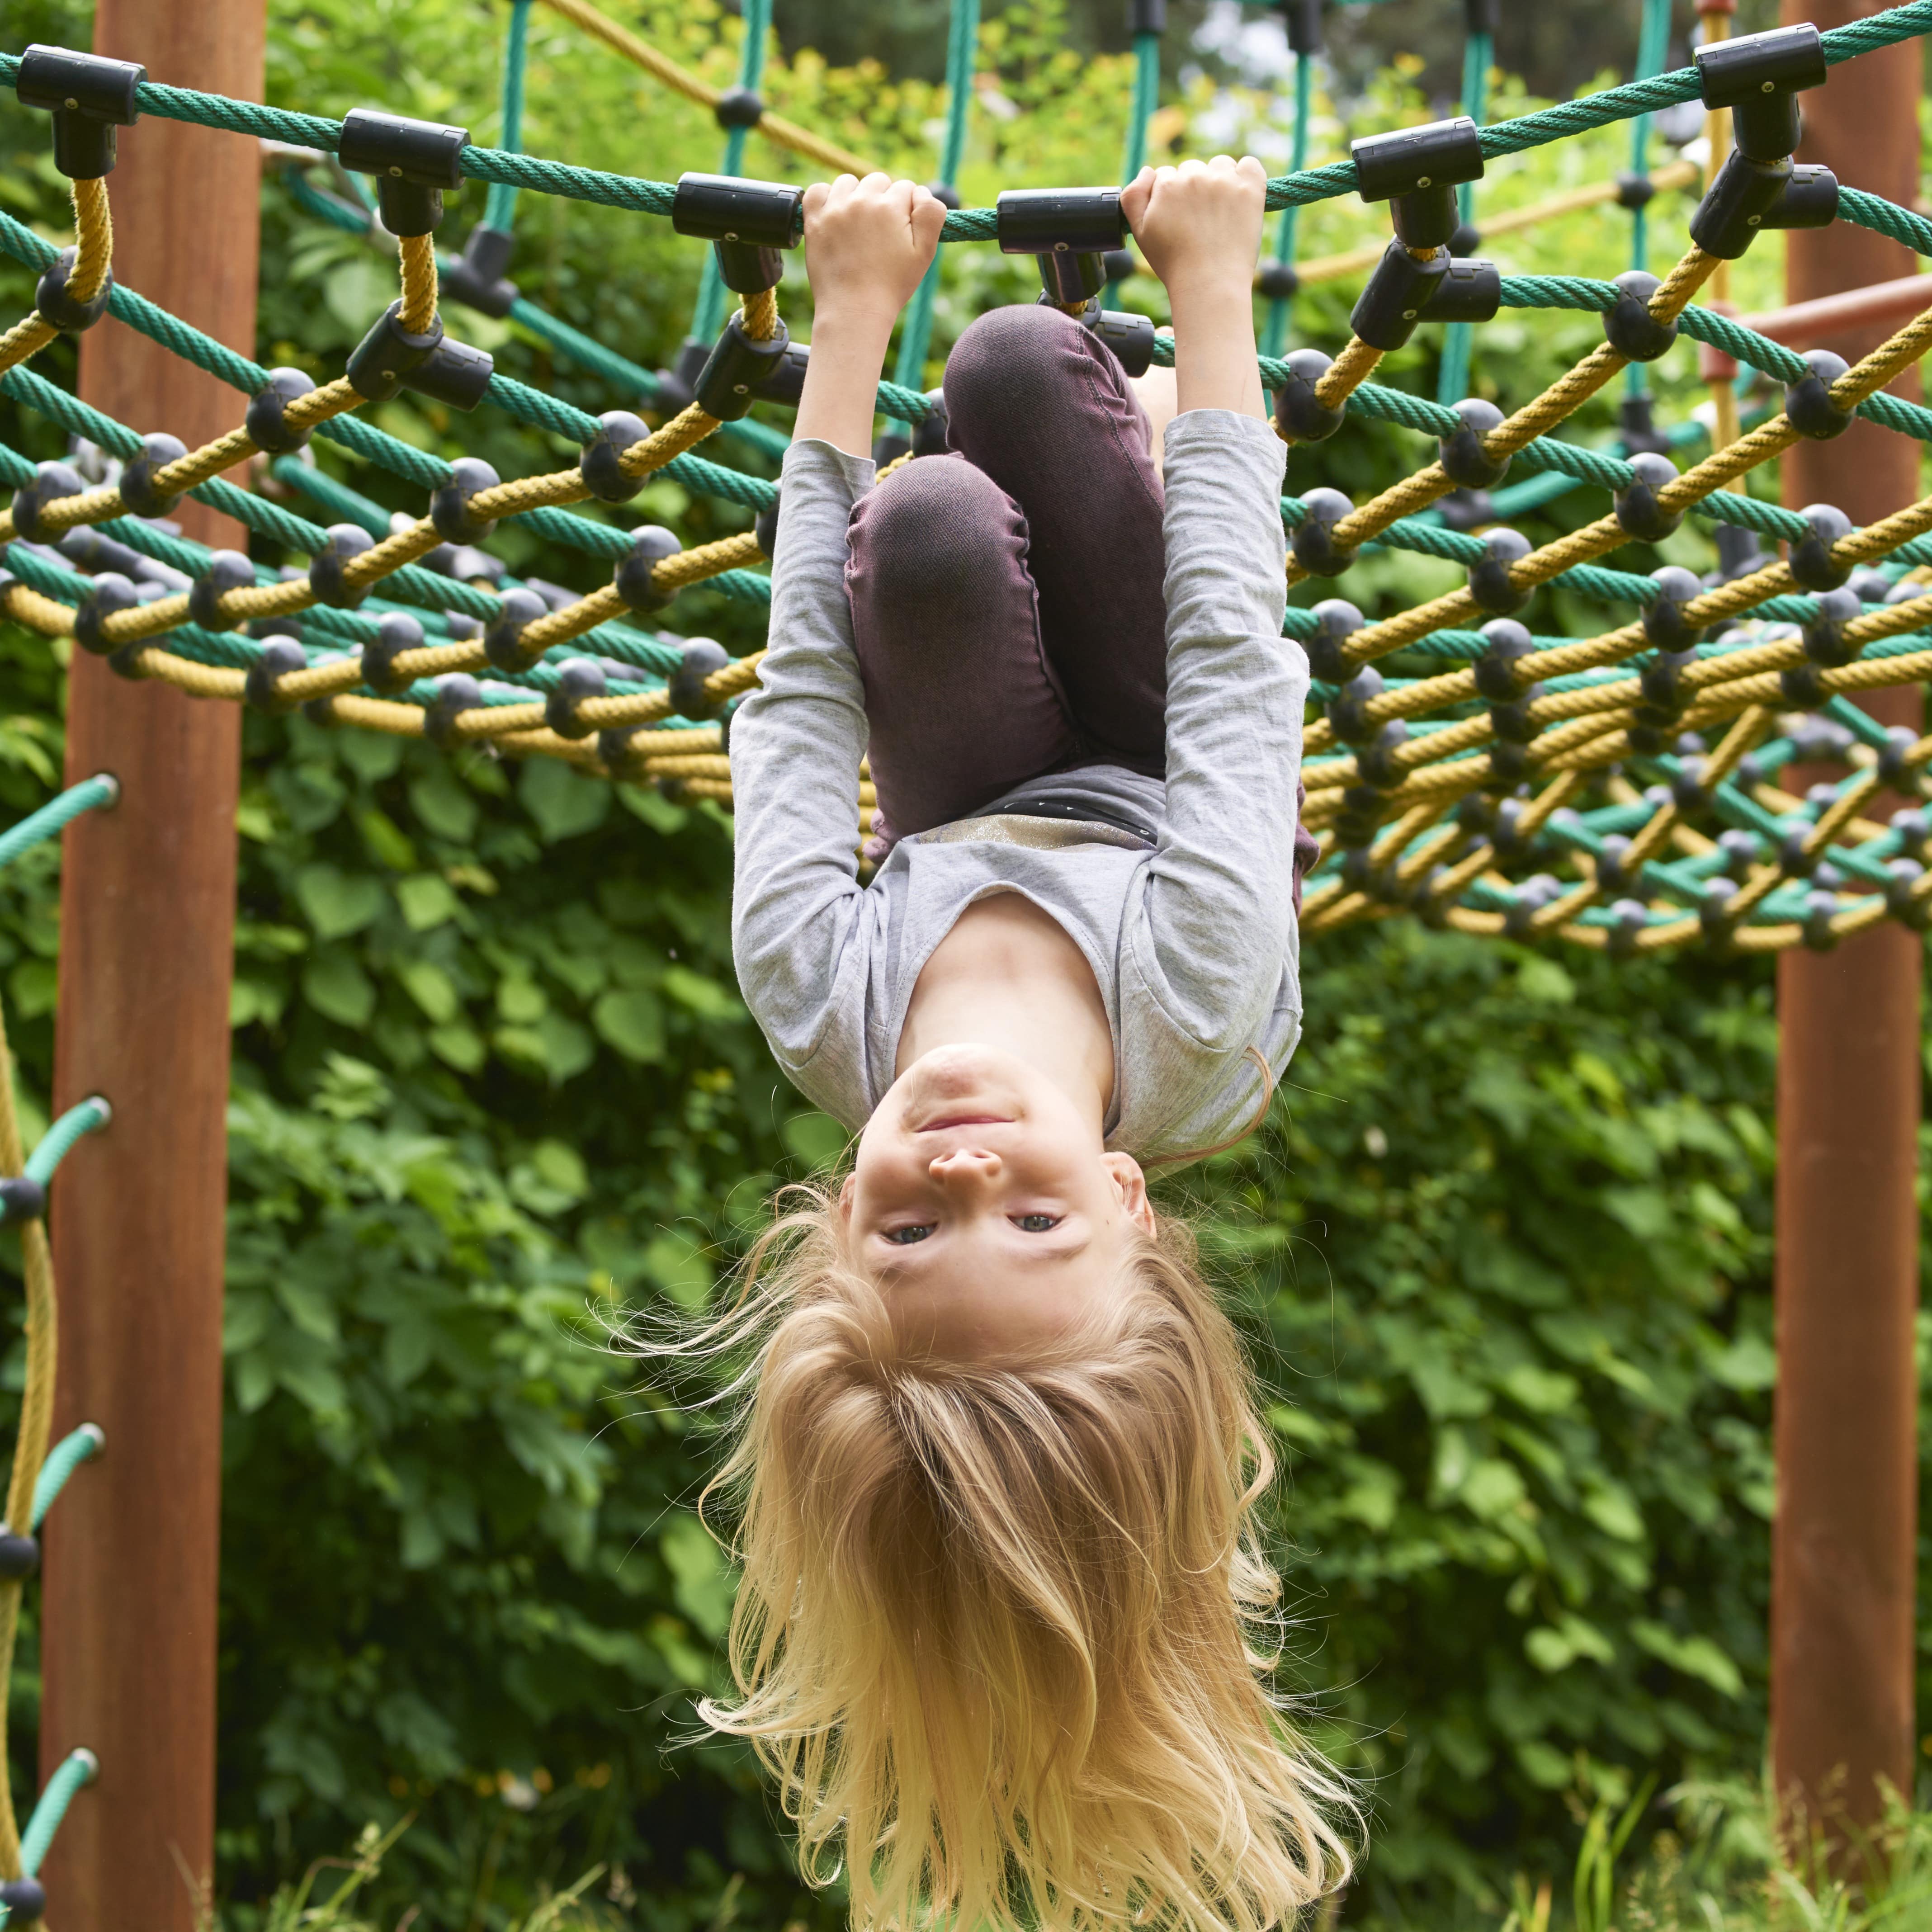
794,173,948,458
1122,155,1268,420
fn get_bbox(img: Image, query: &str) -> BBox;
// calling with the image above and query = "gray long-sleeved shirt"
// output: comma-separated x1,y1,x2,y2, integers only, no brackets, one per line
729,408,1308,1164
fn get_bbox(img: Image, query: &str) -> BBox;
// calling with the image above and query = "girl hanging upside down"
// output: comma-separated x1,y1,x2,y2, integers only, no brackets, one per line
699,155,1346,1931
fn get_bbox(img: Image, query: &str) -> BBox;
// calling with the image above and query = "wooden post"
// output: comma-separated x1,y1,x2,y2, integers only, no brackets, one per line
1772,0,1922,1849
38,2,261,1926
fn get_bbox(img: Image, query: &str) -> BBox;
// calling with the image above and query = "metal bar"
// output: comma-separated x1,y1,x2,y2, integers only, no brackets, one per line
1772,0,1923,1852
38,0,260,1922
1737,272,1932,352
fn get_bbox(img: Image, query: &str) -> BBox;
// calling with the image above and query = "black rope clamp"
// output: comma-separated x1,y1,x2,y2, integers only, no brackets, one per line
425,671,482,748
546,657,607,737
1274,349,1346,445
1615,173,1655,211
1877,725,1924,789
1474,616,1537,724
1613,450,1682,542
1326,665,1384,743
1784,348,1856,441
431,457,501,543
1800,585,1862,668
670,638,732,718
360,611,425,693
10,460,84,544
672,172,805,294
754,490,781,558
695,312,794,421
442,223,520,318
187,548,255,629
1352,117,1484,250
1290,487,1358,578
1354,720,1412,790
1304,597,1364,683
15,46,144,180
1788,502,1853,590
1601,270,1677,362
72,572,139,655
997,186,1126,307
1695,23,1826,164
1884,856,1931,929
1438,397,1509,489
118,432,187,518
1283,0,1323,53
1641,564,1703,650
1689,151,1837,260
598,725,650,783
714,86,764,129
246,368,317,454
580,412,651,503
1089,309,1156,376
1257,260,1299,303
1350,241,1498,352
1638,646,1697,731
245,635,308,713
911,392,949,458
33,247,111,332
1130,0,1167,32
308,524,375,609
346,301,493,410
0,1876,48,1924
757,340,811,407
337,107,471,236
485,586,549,672
614,526,682,612
1468,528,1532,616
0,1524,38,1577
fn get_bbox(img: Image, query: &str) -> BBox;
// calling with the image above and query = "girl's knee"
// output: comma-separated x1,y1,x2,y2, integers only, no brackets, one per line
849,455,1025,605
943,302,1091,423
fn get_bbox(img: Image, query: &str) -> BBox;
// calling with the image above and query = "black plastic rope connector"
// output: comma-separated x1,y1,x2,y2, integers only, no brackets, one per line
997,186,1125,307
1694,22,1826,163
359,611,425,694
244,635,308,713
1468,528,1532,616
34,248,111,332
1639,645,1697,721
1256,259,1299,302
308,524,375,609
1615,173,1655,211
1784,348,1856,440
1601,269,1677,362
597,725,649,783
695,311,794,421
754,489,782,558
337,107,471,236
1789,502,1854,590
430,456,501,543
614,526,682,612
0,1877,48,1924
484,586,548,672
186,549,255,629
442,223,519,318
1878,726,1924,788
545,657,607,738
1884,856,1931,928
757,339,811,406
0,1174,44,1221
246,368,317,454
1290,487,1358,578
1689,150,1838,260
15,46,144,179
425,671,482,748
1351,117,1484,250
670,638,732,718
1304,597,1364,683
579,411,652,503
1129,0,1167,33
118,431,187,518
1282,0,1323,54
1351,241,1497,352
10,460,86,544
1274,348,1345,444
713,86,765,129
1800,584,1862,667
0,1525,40,1578
672,171,805,294
346,301,492,410
1472,617,1534,699
1438,397,1509,489
1090,309,1156,377
1354,720,1411,790
1641,565,1703,649
1326,666,1384,743
1613,449,1682,542
71,571,139,655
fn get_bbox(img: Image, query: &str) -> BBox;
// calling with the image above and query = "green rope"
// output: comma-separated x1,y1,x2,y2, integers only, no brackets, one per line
1838,183,1932,255
0,777,116,872
1625,0,1672,397
483,0,534,231
1436,28,1491,409
29,1426,103,1535
690,0,774,345
21,1098,110,1195
1260,50,1313,364
18,1751,99,1880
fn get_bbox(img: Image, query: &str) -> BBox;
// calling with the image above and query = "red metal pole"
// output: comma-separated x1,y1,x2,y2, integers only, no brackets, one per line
1772,0,1922,1847
38,2,261,1926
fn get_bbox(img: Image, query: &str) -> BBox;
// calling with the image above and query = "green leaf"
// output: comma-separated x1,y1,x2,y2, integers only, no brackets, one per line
397,959,459,1025
661,1512,735,1640
426,1023,486,1073
644,1230,713,1311
396,873,461,932
1629,1619,1745,1698
662,965,744,1023
780,1110,849,1170
535,1012,595,1082
407,771,478,842
302,953,377,1028
520,756,613,842
295,864,386,941
593,987,666,1063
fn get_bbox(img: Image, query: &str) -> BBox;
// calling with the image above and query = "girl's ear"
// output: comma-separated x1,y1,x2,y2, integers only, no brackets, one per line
1101,1152,1157,1238
839,1172,858,1220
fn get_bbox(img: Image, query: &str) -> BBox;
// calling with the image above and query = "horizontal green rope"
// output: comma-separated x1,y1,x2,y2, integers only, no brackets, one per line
0,776,116,871
29,1424,103,1534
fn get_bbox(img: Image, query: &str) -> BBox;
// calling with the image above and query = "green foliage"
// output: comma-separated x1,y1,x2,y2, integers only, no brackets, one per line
0,2,1925,1927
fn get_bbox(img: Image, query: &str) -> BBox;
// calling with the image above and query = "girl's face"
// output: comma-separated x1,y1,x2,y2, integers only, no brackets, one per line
841,1043,1157,1357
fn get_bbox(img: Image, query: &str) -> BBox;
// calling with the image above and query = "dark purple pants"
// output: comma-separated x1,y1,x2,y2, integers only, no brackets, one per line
845,303,1312,902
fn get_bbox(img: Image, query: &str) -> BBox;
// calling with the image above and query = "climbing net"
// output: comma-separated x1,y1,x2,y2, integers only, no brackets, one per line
0,0,1927,1012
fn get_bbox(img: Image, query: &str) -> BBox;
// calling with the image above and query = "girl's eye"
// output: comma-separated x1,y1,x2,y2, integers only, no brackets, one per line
1014,1214,1061,1233
883,1224,934,1245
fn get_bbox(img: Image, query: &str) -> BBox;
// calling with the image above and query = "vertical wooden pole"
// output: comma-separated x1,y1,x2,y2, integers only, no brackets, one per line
1772,0,1922,1848
39,2,261,1927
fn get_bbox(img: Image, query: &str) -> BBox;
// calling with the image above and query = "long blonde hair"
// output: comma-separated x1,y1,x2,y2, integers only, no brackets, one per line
675,1182,1354,1932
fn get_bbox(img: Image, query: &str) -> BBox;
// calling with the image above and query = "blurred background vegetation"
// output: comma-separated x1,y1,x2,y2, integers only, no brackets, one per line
0,0,1926,1926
